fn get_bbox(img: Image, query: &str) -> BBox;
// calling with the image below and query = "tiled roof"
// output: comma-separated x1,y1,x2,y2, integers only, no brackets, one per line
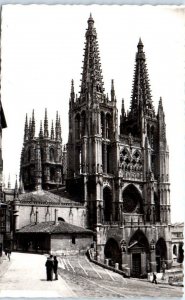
19,190,82,206
50,188,82,203
17,221,94,235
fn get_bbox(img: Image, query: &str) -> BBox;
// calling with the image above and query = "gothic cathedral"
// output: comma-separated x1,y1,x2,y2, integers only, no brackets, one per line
66,15,171,276
18,14,172,277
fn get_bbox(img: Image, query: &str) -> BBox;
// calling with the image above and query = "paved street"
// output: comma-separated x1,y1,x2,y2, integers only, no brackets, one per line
0,252,183,298
0,252,76,298
58,256,184,298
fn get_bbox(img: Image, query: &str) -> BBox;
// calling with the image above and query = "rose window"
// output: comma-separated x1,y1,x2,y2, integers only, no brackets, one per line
122,195,138,213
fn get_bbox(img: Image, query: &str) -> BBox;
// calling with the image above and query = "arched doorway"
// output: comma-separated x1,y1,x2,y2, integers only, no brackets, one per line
156,238,167,272
128,230,149,277
104,238,122,267
103,187,112,222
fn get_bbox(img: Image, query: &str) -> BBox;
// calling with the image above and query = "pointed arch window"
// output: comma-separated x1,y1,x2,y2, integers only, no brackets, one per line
103,187,112,222
101,112,105,137
27,148,31,162
151,126,154,149
106,114,111,139
154,193,160,222
50,168,55,182
75,114,81,140
50,148,55,162
79,149,82,174
81,111,86,137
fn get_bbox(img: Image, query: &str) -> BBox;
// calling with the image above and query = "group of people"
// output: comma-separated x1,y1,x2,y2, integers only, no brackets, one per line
45,255,58,281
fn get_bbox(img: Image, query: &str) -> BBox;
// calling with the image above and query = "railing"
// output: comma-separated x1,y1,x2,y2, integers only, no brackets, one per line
87,249,130,278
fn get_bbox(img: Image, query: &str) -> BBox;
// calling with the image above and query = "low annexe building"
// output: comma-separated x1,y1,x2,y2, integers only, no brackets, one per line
15,219,94,255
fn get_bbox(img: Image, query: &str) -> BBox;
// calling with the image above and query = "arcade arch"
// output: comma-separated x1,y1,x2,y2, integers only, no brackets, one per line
156,238,167,273
128,230,150,277
104,238,122,267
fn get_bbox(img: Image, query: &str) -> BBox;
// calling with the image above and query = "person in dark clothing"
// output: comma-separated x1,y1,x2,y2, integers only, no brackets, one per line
53,256,58,280
152,272,157,284
45,256,54,281
7,250,11,261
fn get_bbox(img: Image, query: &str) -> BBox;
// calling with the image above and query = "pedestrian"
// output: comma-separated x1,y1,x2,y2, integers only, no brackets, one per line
152,272,157,284
7,249,11,261
53,256,58,280
45,256,54,281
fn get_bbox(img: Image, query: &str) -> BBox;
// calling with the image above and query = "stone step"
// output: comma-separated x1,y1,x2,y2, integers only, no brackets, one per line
171,263,183,270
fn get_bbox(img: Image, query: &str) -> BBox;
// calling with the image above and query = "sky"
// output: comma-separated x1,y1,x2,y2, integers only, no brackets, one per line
1,5,185,222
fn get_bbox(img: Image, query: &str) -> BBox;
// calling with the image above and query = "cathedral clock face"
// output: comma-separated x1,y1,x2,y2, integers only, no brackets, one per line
122,195,137,213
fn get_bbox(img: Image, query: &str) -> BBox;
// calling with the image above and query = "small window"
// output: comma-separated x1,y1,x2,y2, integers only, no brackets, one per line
72,236,76,244
58,217,65,222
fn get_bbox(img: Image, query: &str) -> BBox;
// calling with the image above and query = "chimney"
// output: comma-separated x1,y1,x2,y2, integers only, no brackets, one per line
54,209,58,225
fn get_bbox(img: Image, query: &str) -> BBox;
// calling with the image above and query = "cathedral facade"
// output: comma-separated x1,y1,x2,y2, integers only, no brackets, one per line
13,14,173,277
66,15,172,277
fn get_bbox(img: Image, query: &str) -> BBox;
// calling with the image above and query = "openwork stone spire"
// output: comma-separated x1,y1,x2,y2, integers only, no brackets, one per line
24,114,29,141
51,120,54,140
14,175,19,199
44,108,49,138
39,121,43,138
80,14,104,100
158,96,166,144
130,39,154,119
30,110,35,139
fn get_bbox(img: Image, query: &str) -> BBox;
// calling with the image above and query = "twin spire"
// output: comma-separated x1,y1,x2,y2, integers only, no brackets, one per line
24,109,62,141
25,16,157,144
71,15,154,120
80,14,104,98
129,38,155,119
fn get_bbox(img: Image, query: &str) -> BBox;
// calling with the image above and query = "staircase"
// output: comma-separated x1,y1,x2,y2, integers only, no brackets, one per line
165,262,184,284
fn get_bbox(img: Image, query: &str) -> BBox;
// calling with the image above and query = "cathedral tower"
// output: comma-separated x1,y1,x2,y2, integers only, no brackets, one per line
20,110,65,191
67,14,118,227
119,39,170,225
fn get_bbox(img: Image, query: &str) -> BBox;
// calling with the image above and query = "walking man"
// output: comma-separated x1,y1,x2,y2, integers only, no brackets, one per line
7,249,11,261
152,272,157,284
53,256,58,280
45,256,54,281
